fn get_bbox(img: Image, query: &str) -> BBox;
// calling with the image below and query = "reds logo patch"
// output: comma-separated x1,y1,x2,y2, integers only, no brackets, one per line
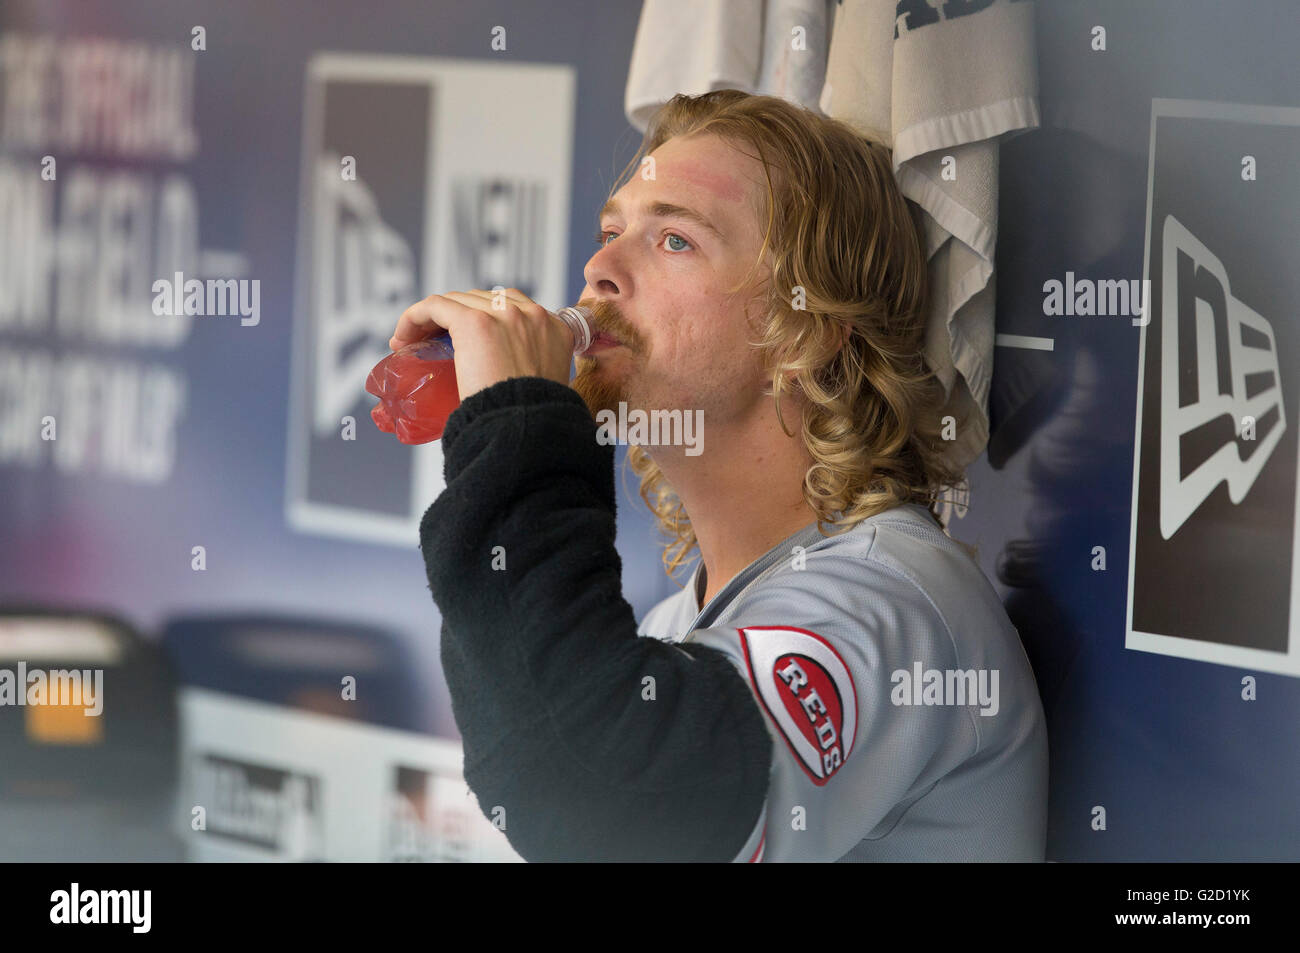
737,626,857,785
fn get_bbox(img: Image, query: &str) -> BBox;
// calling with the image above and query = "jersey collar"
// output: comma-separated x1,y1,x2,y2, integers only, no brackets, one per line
683,503,940,636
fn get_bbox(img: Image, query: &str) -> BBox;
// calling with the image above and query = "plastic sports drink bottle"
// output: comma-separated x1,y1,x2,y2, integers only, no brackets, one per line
366,305,594,445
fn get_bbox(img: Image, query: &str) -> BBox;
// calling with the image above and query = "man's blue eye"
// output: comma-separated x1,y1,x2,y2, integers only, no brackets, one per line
595,230,618,247
665,234,691,252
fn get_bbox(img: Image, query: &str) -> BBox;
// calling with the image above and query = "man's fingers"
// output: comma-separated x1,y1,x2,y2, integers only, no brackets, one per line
447,288,546,318
389,294,480,350
389,297,439,349
389,290,548,352
440,290,505,312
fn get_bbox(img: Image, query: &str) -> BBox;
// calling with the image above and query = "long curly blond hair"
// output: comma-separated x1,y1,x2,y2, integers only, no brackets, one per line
616,90,972,580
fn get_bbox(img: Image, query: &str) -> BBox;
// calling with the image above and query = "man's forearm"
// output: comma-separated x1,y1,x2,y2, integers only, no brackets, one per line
419,376,770,861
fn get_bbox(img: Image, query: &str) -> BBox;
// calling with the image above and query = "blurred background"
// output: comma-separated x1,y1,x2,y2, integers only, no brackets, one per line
0,0,1296,862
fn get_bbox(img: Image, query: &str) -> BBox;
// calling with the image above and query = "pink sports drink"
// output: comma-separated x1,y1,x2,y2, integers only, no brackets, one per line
366,305,594,445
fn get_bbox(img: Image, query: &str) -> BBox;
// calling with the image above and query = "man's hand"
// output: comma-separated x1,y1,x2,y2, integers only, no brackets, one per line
388,288,574,402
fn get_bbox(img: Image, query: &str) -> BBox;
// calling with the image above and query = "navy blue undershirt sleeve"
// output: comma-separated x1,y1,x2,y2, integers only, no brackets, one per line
419,376,772,861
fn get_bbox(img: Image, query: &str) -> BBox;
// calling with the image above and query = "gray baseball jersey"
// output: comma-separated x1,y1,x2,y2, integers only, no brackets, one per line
636,502,1048,862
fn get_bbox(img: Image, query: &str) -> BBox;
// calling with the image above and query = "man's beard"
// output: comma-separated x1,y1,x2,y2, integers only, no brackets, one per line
569,297,644,419
571,357,627,419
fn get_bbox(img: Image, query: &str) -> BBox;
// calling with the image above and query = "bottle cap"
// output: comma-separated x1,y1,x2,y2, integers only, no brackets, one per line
553,305,593,355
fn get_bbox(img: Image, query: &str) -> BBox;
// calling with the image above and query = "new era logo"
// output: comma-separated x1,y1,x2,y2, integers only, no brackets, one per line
1158,214,1285,538
1127,99,1299,670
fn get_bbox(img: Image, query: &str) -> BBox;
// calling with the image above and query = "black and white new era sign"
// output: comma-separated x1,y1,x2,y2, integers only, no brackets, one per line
285,54,575,546
1127,99,1300,675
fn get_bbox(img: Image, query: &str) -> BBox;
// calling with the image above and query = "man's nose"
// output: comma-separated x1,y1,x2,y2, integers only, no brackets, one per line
583,241,626,299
